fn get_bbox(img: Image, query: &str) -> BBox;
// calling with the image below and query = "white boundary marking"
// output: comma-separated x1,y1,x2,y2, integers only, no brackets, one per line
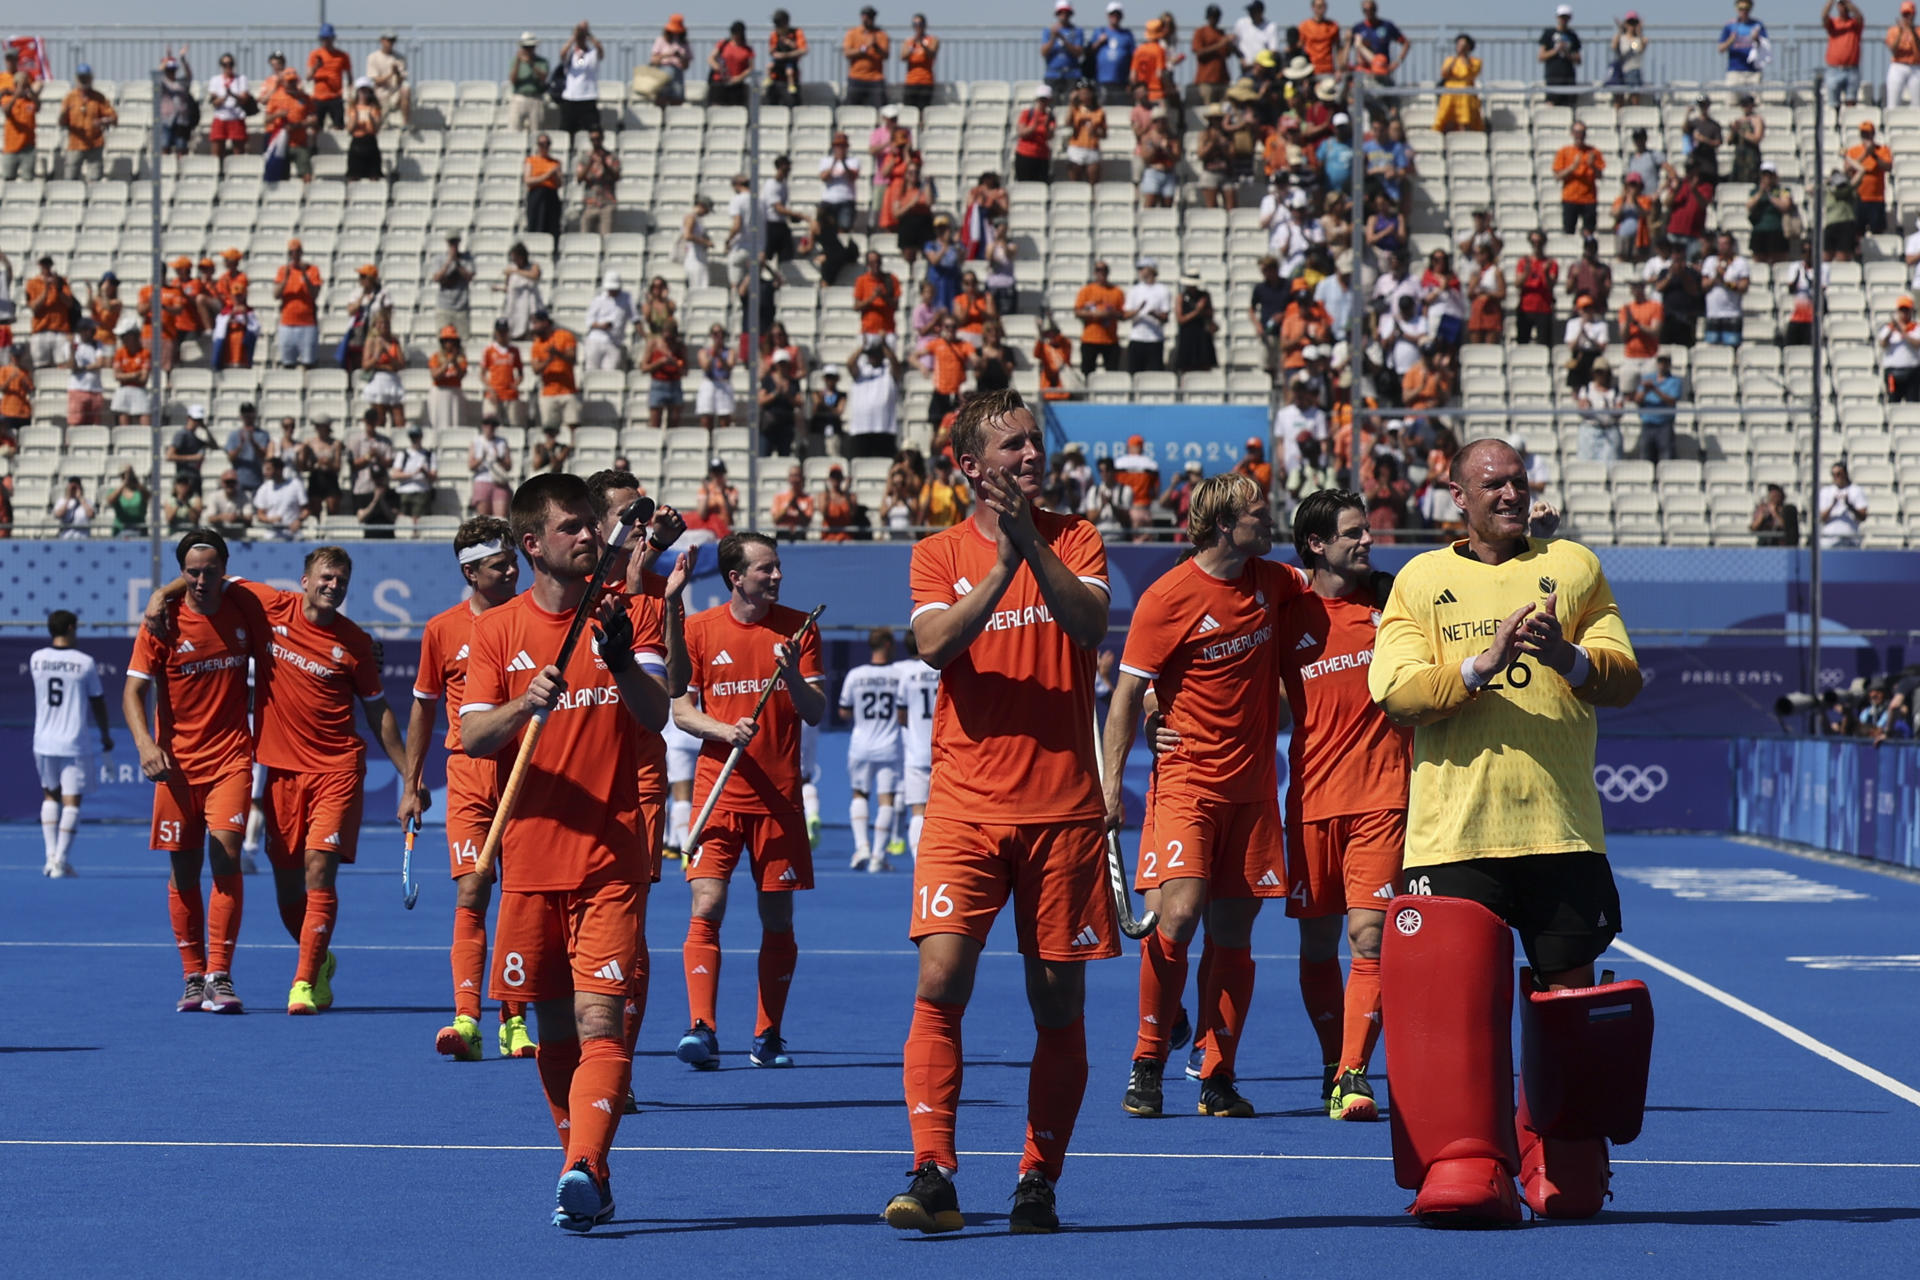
1608,938,1920,1109
0,940,1310,959
0,1139,1910,1169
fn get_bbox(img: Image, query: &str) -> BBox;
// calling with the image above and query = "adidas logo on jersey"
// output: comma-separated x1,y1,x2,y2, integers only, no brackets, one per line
323,832,340,846
1196,613,1222,635
1294,633,1317,651
953,576,974,596
1069,925,1100,948
713,649,735,665
507,650,537,673
592,1098,613,1115
1434,589,1459,606
178,639,196,654
454,643,469,661
273,625,289,636
593,960,625,983
779,867,799,883
1255,869,1282,888
1373,883,1394,900
228,814,244,824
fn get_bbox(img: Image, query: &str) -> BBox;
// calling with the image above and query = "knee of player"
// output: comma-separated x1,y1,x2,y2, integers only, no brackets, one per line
755,890,795,932
574,999,624,1042
1155,899,1204,944
1347,916,1384,959
453,873,492,911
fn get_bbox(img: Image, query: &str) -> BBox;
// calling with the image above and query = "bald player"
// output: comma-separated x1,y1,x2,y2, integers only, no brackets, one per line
1369,438,1650,1227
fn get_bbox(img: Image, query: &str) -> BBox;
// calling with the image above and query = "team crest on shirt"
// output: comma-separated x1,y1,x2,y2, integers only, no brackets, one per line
235,627,246,640
331,645,343,660
1539,576,1557,595
1255,588,1266,606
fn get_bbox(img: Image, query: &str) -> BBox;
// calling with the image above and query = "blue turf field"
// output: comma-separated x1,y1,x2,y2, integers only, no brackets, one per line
4,814,1919,1278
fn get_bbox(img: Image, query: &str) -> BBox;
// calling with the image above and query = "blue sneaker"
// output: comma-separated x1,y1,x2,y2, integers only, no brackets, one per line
1185,1040,1206,1081
676,1020,720,1071
552,1159,615,1232
750,1031,793,1067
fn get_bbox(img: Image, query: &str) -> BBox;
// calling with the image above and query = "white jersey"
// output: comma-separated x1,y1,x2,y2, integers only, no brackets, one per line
840,661,904,761
894,658,939,771
31,645,103,758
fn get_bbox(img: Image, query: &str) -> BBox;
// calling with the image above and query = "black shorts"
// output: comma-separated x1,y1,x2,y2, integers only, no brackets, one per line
1404,850,1621,976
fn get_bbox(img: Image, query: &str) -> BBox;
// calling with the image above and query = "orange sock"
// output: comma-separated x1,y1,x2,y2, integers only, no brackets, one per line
168,881,207,978
903,997,964,1171
1132,930,1189,1063
207,874,243,975
683,916,721,1029
276,891,306,942
1022,1017,1088,1183
566,1036,632,1177
1298,955,1345,1067
755,930,797,1036
1340,956,1382,1073
1202,946,1257,1080
501,1000,524,1022
624,961,648,1059
535,1036,581,1147
451,906,486,1020
295,888,336,986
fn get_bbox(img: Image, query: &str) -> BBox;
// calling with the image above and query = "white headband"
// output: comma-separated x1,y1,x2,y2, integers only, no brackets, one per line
458,539,510,566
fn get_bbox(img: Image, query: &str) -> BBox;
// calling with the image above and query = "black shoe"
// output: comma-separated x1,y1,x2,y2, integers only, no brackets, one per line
1122,1057,1164,1117
1198,1073,1256,1118
1320,1061,1338,1104
1168,1007,1192,1052
884,1161,963,1234
1007,1171,1060,1234
623,1087,640,1114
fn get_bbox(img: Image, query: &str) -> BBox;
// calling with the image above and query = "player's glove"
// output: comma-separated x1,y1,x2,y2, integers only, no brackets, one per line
649,505,688,550
596,606,635,673
1368,570,1395,604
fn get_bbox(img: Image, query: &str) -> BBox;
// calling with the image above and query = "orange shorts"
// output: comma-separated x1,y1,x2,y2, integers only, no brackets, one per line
911,815,1120,962
1284,808,1407,917
686,807,813,892
150,768,252,853
264,766,365,868
1134,789,1287,899
444,752,500,879
639,793,665,885
489,874,646,1003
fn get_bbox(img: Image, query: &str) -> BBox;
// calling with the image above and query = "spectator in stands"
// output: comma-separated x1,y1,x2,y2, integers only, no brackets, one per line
924,314,973,427
66,318,107,427
109,327,149,425
575,130,621,237
1539,6,1582,107
1566,235,1612,311
344,80,383,182
273,415,305,471
253,456,307,538
726,173,761,283
1624,127,1666,192
1316,253,1352,331
759,352,803,456
468,415,514,516
1824,2,1864,107
901,14,940,108
1747,163,1793,264
368,32,410,127
1554,122,1605,238
58,65,117,181
771,465,816,540
1136,110,1179,207
351,460,398,538
1613,172,1654,262
918,453,971,530
1459,243,1503,346
953,271,995,344
1817,461,1868,547
1280,281,1332,375
1699,232,1751,348
1750,482,1799,546
1563,293,1609,391
307,25,350,132
1234,1,1280,75
1043,4,1089,98
1123,259,1171,373
1350,0,1409,94
640,319,689,429
694,323,736,429
855,250,903,343
1375,294,1424,405
1173,275,1218,373
524,134,564,240
51,475,94,539
165,476,204,533
426,327,468,430
204,470,249,538
679,195,715,291
846,336,903,457
1298,0,1341,76
1683,95,1723,181
480,318,526,427
1131,17,1176,108
302,415,347,517
1362,192,1404,271
272,240,322,369
844,7,892,108
1,67,38,181
808,364,848,445
360,313,407,429
1024,319,1069,400
1720,1,1769,85
1012,85,1056,186
1632,352,1683,462
530,310,582,432
708,21,755,109
1189,6,1230,103
511,33,551,130
224,405,270,495
983,219,1019,316
1236,435,1273,490
1652,244,1702,349
1090,5,1138,104
764,11,809,107
1609,13,1649,106
1820,168,1858,262
696,459,742,537
24,258,72,369
1728,94,1764,184
393,425,437,528
1576,365,1624,462
815,464,857,540
1063,83,1105,185
1845,122,1893,238
644,18,691,107
1432,33,1484,134
581,271,635,373
1075,260,1127,373
1274,371,1329,470
558,23,605,136
819,132,861,237
1110,432,1156,534
1248,255,1290,371
1085,456,1130,538
158,50,196,164
1879,296,1920,401
1666,160,1716,261
1617,277,1662,390
1419,249,1467,351
530,422,571,475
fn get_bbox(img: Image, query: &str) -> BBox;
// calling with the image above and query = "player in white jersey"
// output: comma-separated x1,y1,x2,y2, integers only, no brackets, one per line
662,701,703,859
892,629,939,859
30,610,112,877
839,628,905,871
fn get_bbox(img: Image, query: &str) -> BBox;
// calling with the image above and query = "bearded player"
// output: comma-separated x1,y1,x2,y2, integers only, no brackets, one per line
673,532,825,1072
461,473,675,1231
885,389,1115,1236
1369,438,1649,1227
408,517,534,1061
125,529,265,1014
1101,473,1308,1122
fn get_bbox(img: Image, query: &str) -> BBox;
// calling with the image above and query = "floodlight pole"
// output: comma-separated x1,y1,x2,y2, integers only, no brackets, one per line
1809,74,1826,725
148,69,166,595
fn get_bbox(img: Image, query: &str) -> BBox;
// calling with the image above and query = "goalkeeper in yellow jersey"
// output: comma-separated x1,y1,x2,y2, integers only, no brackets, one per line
1367,438,1654,1229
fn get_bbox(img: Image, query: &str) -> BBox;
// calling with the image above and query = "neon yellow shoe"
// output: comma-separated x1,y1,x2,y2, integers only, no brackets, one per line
1329,1068,1379,1121
887,838,906,856
313,951,337,1011
499,1014,537,1058
438,1015,483,1061
287,981,318,1015
806,814,822,849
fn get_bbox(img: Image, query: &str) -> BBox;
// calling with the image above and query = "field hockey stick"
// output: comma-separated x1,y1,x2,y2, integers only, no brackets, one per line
1090,702,1159,941
682,604,826,857
401,814,420,909
472,496,655,880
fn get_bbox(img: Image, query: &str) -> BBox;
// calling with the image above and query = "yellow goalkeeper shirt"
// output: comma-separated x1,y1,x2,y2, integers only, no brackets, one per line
1366,537,1642,867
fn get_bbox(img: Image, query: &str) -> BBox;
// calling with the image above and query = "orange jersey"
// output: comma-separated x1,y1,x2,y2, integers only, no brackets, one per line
1300,18,1342,74
532,329,577,396
611,575,673,803
275,263,323,327
3,89,34,152
684,602,824,815
481,342,523,400
215,270,250,307
25,275,73,333
909,511,1108,823
525,153,562,190
1847,141,1892,203
236,580,384,773
128,592,264,785
926,336,970,396
463,590,656,892
414,600,485,753
0,365,32,417
307,46,351,99
1119,557,1309,803
428,350,468,388
1274,586,1411,823
1130,42,1169,99
854,272,900,335
90,294,123,334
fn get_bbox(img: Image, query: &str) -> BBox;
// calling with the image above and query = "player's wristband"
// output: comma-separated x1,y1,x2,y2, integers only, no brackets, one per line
1566,644,1591,687
1461,656,1492,692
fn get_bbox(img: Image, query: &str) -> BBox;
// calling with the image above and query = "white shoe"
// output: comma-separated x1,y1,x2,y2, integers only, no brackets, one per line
240,850,261,875
849,850,870,869
49,860,75,878
866,855,888,873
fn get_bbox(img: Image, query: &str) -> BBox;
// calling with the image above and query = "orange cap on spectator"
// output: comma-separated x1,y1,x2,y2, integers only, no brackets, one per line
170,256,191,269
197,257,214,269
286,238,303,251
666,13,687,31
358,263,379,276
222,247,243,260
439,324,461,340
1900,295,1915,310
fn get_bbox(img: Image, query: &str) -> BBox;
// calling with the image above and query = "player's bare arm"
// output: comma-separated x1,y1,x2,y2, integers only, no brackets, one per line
121,672,174,782
463,663,568,757
775,640,826,726
661,553,691,697
1100,670,1150,830
672,692,757,750
977,464,1108,649
90,688,113,753
910,546,1021,669
362,694,426,827
402,694,437,799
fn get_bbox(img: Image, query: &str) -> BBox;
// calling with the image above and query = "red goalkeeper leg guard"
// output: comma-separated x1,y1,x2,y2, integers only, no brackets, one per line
903,997,964,1172
1132,930,1189,1063
1381,895,1522,1228
168,881,207,979
206,875,243,976
451,906,486,1021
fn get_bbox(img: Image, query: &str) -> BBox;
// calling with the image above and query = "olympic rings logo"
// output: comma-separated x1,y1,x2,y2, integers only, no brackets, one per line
1594,764,1670,803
